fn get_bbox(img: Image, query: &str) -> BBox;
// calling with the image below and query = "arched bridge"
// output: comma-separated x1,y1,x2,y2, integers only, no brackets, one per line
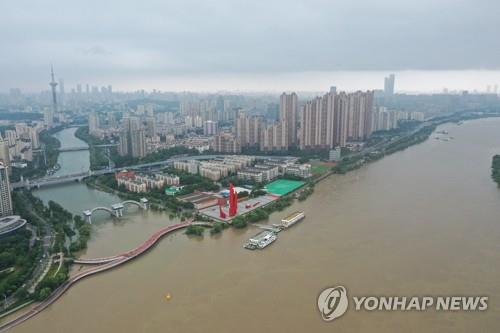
82,198,149,223
73,221,213,265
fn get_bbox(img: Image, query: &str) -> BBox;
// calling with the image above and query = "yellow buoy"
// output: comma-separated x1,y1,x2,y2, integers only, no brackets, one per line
165,293,172,301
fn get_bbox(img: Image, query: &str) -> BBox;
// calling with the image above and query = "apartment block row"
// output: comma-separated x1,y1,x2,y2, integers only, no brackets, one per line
115,169,180,193
372,107,425,131
210,90,376,155
174,155,256,181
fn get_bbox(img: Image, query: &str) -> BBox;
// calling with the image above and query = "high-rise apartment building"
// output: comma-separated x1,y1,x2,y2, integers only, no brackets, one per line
384,74,395,96
117,131,129,156
279,92,298,147
4,130,17,147
131,129,146,158
203,120,219,136
347,91,374,141
144,117,156,137
44,108,54,128
28,127,40,149
299,95,335,150
299,90,374,150
0,163,13,217
0,140,10,171
211,134,241,153
88,112,100,135
118,117,147,158
260,121,287,151
235,116,261,147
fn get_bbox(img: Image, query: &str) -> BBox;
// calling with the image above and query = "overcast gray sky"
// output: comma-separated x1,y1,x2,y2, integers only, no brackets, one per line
1,0,499,92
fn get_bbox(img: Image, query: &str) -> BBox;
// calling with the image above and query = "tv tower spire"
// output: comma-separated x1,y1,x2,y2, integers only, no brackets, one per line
49,65,58,113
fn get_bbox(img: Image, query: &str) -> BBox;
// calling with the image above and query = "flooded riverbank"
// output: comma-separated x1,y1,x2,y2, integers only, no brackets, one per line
7,118,500,332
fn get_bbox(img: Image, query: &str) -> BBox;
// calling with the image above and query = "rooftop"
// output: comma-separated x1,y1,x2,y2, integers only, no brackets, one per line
249,230,275,242
0,215,27,236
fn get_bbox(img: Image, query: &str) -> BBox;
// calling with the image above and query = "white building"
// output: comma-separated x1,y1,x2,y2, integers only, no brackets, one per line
0,163,13,217
329,147,342,162
203,120,218,136
237,164,279,183
285,164,312,178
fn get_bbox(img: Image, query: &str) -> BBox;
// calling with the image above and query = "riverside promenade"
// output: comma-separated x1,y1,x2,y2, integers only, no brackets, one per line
0,221,204,332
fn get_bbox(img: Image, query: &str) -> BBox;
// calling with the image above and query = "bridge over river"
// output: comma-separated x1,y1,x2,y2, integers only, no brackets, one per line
82,198,149,223
12,155,293,190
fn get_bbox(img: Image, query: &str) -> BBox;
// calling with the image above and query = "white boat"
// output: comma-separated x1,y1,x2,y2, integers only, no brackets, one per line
248,230,277,249
281,211,305,228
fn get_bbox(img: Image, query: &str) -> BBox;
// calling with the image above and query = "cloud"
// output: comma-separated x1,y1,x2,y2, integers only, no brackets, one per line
1,0,499,90
81,46,112,56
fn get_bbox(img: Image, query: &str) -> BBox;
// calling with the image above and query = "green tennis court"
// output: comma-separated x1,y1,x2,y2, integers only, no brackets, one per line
265,179,305,196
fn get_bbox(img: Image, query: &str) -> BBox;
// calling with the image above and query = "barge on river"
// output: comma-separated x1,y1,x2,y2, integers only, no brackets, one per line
281,211,305,228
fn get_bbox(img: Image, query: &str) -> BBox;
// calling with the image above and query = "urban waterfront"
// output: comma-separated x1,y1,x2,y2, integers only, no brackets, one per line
51,127,90,176
7,118,500,332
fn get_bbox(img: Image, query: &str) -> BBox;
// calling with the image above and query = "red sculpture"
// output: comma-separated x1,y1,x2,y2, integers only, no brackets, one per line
229,183,238,217
219,205,226,218
219,183,238,218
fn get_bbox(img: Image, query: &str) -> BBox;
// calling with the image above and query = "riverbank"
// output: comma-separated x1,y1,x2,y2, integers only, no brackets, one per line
334,109,500,174
78,109,500,232
6,117,500,333
492,155,500,187
74,127,111,171
10,127,62,182
3,111,500,330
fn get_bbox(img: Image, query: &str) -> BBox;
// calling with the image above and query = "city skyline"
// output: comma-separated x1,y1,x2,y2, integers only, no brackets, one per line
3,69,500,94
2,1,500,332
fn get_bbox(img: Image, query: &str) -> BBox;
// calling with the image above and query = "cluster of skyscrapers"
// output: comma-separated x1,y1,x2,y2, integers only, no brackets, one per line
117,116,148,158
232,89,375,152
83,73,405,159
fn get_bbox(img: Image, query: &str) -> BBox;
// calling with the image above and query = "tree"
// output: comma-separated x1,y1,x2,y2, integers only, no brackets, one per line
232,217,247,229
37,287,52,301
185,225,204,236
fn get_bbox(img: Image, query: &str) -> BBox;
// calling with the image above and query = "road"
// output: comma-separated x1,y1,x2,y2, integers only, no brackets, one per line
0,211,55,311
12,154,295,189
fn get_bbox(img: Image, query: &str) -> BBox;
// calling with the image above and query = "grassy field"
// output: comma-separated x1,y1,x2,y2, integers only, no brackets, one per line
265,179,305,196
310,160,335,175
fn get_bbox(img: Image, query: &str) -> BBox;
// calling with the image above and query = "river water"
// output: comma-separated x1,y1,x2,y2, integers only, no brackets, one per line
9,119,500,332
52,127,90,176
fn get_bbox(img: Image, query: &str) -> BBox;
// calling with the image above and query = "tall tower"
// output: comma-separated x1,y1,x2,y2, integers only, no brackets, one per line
50,65,58,114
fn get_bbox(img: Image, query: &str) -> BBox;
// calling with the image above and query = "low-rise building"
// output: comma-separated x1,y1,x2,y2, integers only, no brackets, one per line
0,215,27,236
173,160,199,174
115,169,135,180
134,174,165,190
128,180,147,193
329,147,342,162
237,164,279,183
178,192,220,210
156,173,180,186
116,169,179,192
116,177,148,193
199,166,222,181
285,164,312,178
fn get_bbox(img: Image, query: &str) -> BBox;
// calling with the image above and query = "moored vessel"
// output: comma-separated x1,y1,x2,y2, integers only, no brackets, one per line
281,211,305,228
244,230,277,250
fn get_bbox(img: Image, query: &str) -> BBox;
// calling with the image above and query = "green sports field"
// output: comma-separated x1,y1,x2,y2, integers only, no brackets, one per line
265,179,305,196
